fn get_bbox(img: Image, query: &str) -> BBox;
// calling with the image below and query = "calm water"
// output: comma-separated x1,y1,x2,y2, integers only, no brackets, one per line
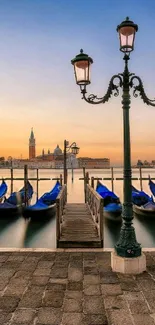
0,168,155,249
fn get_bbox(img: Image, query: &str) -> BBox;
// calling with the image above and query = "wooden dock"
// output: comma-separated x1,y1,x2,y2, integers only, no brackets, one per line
56,185,104,248
58,203,102,248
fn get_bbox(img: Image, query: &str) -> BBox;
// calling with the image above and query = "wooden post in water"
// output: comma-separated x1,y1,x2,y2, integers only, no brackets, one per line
24,165,28,206
85,172,89,203
60,174,63,186
10,168,13,194
64,140,67,184
36,168,39,201
111,167,114,192
56,198,60,248
86,172,89,184
71,165,74,182
139,167,143,191
83,167,86,203
91,176,94,189
100,197,104,248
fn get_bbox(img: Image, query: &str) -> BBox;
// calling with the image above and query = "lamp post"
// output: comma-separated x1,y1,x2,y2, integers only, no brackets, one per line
70,155,74,182
71,17,155,272
64,140,79,184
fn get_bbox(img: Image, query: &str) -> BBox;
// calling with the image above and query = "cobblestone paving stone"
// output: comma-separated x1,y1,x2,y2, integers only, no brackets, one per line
1,251,155,324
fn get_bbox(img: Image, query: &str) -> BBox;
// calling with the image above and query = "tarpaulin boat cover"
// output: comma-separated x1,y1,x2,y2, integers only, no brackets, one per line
96,182,121,211
96,183,118,199
26,200,49,211
132,185,152,206
26,181,61,211
149,178,155,197
40,181,61,205
7,181,33,205
0,180,7,199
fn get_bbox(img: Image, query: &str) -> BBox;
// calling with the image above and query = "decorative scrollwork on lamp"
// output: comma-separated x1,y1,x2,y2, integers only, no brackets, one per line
130,75,155,106
80,75,123,105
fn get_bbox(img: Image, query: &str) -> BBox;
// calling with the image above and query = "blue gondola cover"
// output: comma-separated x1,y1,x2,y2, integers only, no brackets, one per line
149,178,155,197
6,181,33,205
26,181,61,211
96,182,121,214
132,185,152,206
0,180,7,199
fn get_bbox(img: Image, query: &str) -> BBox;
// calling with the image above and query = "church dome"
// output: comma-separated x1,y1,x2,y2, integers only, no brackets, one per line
54,145,62,156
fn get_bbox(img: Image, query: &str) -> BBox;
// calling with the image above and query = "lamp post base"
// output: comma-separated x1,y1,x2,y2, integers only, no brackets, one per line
111,250,146,274
115,224,142,258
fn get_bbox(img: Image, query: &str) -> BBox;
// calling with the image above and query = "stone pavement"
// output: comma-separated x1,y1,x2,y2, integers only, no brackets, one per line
0,250,155,325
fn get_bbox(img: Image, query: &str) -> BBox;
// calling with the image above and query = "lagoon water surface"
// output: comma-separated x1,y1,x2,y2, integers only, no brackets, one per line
0,168,155,249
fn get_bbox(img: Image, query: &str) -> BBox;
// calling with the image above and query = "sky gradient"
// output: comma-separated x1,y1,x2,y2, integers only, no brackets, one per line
0,0,155,165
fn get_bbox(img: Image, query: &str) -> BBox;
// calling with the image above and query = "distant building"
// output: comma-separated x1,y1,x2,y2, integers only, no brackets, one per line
136,159,154,168
53,145,63,157
0,157,5,167
29,128,36,159
10,130,110,169
78,157,110,169
137,159,143,167
12,159,55,169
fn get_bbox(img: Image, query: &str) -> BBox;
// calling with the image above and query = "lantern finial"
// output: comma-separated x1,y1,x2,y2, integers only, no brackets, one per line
126,16,129,21
80,49,83,54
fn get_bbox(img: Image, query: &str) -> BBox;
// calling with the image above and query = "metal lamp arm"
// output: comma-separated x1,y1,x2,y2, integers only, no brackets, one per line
130,75,155,107
66,142,77,152
80,75,123,105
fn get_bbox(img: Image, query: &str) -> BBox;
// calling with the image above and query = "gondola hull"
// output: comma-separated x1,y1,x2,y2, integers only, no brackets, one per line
23,204,56,221
133,204,155,218
104,204,122,222
22,181,61,222
0,204,23,219
0,198,32,219
104,211,122,222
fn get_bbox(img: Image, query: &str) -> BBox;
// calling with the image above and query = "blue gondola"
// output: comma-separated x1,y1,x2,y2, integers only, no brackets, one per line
0,180,7,202
96,182,122,221
0,181,33,218
148,176,155,197
132,184,155,217
132,185,153,206
23,181,61,221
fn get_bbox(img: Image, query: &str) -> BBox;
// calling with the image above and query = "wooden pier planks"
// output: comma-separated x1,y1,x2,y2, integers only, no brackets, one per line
58,203,102,248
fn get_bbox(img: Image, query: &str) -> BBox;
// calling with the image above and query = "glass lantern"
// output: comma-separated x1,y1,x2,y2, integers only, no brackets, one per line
117,17,138,52
71,49,93,85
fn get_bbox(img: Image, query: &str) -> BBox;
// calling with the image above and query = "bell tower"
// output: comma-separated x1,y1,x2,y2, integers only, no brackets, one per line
29,128,36,159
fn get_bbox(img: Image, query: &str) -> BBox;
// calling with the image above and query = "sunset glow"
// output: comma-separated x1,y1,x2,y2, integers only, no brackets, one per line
0,0,155,165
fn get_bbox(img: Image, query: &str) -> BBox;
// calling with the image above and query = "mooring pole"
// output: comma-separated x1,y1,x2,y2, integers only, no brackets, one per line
24,165,28,206
36,168,39,201
60,174,63,186
91,176,94,189
139,167,143,191
10,167,13,194
111,167,114,192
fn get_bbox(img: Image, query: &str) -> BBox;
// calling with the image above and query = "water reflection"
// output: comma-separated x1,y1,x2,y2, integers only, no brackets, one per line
0,218,28,247
24,218,56,248
0,168,155,248
104,219,122,248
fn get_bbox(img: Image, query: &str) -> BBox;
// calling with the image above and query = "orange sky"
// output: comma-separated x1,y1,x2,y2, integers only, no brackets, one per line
1,1,155,166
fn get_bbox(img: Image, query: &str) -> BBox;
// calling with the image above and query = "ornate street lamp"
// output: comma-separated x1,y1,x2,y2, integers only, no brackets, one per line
64,140,79,184
71,49,93,86
71,17,155,267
